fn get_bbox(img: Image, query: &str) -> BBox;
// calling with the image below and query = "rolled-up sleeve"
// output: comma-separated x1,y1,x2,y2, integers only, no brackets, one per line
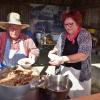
26,38,39,57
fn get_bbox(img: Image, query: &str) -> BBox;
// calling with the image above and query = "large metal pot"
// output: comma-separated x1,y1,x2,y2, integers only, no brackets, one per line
0,68,42,99
0,82,38,97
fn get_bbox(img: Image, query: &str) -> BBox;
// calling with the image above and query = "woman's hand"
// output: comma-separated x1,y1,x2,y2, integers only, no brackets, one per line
49,56,63,66
49,56,70,66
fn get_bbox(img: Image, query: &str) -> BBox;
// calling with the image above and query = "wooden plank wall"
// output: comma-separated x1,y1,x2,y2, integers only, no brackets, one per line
0,4,32,24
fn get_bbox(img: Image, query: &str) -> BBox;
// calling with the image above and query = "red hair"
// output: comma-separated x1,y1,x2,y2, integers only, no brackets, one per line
61,10,83,26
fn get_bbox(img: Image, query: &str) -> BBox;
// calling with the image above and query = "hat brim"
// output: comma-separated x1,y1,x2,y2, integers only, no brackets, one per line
0,22,30,30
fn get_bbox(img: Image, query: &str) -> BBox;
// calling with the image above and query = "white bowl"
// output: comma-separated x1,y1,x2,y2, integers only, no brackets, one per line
18,58,35,69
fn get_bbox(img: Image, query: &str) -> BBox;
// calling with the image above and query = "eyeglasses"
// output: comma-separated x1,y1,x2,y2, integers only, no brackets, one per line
64,23,73,27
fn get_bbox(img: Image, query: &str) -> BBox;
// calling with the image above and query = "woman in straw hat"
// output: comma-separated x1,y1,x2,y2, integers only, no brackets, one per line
0,12,39,69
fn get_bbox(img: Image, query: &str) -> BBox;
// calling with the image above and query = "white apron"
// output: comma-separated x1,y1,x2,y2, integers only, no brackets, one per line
60,65,91,99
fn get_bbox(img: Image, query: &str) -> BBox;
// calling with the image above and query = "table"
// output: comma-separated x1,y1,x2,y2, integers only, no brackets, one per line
1,89,100,100
23,93,100,100
70,93,100,100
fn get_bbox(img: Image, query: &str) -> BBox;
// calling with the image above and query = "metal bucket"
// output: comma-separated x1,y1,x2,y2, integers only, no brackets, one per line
45,75,72,100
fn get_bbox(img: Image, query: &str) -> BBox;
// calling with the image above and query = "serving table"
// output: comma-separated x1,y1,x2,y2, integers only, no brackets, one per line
0,90,100,100
70,93,100,100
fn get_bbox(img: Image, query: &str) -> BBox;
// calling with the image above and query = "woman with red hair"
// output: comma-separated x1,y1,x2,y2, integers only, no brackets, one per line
48,10,92,98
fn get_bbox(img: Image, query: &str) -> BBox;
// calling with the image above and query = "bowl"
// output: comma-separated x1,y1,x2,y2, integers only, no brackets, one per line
18,58,35,69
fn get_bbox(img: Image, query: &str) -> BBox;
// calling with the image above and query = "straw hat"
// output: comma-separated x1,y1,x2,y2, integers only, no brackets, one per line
0,12,30,30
